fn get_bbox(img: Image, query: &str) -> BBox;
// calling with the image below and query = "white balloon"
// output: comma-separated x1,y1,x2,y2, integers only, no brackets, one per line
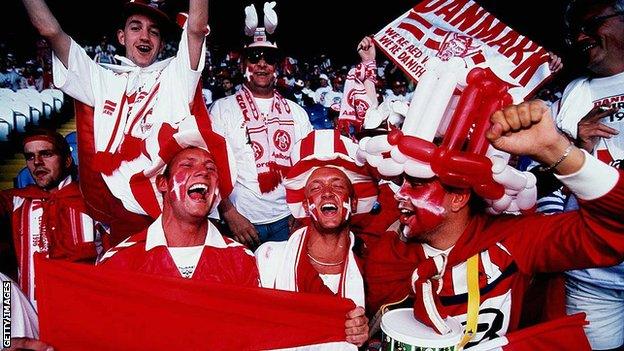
404,159,435,178
378,158,405,177
365,135,392,154
390,146,408,163
492,194,512,212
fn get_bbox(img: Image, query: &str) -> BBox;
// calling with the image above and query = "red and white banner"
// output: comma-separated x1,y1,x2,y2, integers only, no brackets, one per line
374,0,552,101
35,257,354,350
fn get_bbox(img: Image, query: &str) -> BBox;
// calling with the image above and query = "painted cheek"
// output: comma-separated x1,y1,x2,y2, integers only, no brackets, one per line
341,198,352,222
306,195,320,222
402,181,447,235
171,170,190,202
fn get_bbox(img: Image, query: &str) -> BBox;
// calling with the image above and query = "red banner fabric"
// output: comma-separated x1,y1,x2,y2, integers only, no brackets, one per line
35,257,354,350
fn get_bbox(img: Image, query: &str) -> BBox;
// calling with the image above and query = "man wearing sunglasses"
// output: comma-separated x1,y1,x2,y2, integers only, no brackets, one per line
210,33,312,250
552,1,624,350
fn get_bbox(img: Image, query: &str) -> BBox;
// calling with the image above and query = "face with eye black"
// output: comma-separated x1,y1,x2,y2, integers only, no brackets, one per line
117,13,164,67
157,148,219,221
303,167,357,231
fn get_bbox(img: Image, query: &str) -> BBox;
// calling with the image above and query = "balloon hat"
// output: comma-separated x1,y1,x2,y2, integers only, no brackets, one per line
358,57,537,214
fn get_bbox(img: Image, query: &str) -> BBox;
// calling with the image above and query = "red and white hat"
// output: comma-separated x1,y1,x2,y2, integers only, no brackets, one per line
124,0,171,28
243,2,279,49
111,115,237,219
284,129,378,219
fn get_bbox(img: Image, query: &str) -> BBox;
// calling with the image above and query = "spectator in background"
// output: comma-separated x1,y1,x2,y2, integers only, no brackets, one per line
210,3,312,249
545,0,624,349
93,35,118,64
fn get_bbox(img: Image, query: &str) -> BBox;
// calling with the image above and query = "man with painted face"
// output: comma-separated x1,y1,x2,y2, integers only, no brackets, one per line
20,0,211,246
550,1,624,349
99,143,259,286
255,130,376,349
364,100,624,349
210,11,312,248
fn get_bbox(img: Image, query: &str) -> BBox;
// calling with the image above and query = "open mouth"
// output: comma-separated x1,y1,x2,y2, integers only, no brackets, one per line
137,45,151,54
320,203,338,216
187,183,209,202
578,40,598,53
33,169,48,178
399,207,415,223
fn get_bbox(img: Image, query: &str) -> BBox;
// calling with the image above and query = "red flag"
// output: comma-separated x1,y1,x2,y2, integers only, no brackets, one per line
35,257,354,350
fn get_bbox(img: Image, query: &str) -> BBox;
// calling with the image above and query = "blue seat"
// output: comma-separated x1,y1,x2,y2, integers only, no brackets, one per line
15,167,35,188
304,104,333,130
65,131,79,166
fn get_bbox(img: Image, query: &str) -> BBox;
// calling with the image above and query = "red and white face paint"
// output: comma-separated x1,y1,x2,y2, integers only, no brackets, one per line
163,148,219,219
304,167,354,231
395,177,448,238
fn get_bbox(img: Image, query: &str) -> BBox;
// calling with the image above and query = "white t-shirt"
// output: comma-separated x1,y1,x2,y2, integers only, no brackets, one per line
210,93,313,224
168,246,204,278
52,28,206,216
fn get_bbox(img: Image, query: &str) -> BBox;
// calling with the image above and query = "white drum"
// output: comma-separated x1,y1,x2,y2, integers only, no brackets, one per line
381,308,463,351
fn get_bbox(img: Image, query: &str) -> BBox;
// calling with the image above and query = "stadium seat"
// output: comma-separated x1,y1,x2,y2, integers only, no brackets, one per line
7,100,32,132
0,105,13,141
15,167,35,189
36,91,55,118
41,89,63,114
304,104,333,130
0,88,16,99
17,89,47,120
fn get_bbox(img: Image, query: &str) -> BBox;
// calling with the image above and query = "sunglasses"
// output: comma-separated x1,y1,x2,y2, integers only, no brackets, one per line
246,49,279,65
565,11,624,46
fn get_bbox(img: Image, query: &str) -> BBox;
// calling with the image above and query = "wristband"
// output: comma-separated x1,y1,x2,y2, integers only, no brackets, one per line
540,143,574,172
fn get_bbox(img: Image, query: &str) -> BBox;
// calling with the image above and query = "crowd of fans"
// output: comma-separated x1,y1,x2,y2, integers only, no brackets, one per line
3,0,624,350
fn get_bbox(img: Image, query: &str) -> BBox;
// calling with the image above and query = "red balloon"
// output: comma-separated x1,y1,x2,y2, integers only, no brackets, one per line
474,181,505,200
397,136,436,163
387,128,403,146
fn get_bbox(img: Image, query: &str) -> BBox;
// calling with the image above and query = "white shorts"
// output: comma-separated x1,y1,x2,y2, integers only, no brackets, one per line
566,277,624,350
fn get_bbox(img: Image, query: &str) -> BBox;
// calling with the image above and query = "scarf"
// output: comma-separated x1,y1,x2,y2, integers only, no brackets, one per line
235,86,295,193
365,214,524,334
555,77,592,140
337,60,378,135
275,227,365,307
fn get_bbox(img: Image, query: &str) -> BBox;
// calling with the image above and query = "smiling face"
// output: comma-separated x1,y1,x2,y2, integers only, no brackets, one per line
157,148,219,221
243,48,278,96
570,3,624,76
303,167,356,231
395,177,450,239
117,13,163,67
24,140,71,191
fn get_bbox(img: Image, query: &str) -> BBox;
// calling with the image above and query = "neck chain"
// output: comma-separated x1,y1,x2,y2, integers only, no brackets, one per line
306,253,344,267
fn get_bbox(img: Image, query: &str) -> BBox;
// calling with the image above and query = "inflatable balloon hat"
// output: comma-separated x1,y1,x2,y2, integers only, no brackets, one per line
283,129,378,220
361,99,410,131
358,58,537,214
243,2,278,49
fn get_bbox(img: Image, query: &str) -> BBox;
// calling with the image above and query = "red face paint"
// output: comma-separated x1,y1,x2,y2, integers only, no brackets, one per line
304,167,353,230
395,177,447,238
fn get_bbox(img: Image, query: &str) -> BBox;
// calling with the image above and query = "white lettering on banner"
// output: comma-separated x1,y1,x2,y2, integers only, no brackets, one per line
373,0,552,101
2,281,10,348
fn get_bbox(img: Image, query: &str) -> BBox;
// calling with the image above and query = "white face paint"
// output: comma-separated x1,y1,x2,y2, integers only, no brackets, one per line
342,198,352,221
307,203,319,222
244,67,253,82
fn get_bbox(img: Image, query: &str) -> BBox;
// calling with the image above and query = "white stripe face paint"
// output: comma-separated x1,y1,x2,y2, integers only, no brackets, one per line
342,199,352,221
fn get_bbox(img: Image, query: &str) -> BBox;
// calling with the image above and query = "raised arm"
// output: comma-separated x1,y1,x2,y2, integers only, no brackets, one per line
21,0,70,68
186,0,209,71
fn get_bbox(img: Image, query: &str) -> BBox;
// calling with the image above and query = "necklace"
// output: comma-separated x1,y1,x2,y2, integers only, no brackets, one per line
306,253,344,267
